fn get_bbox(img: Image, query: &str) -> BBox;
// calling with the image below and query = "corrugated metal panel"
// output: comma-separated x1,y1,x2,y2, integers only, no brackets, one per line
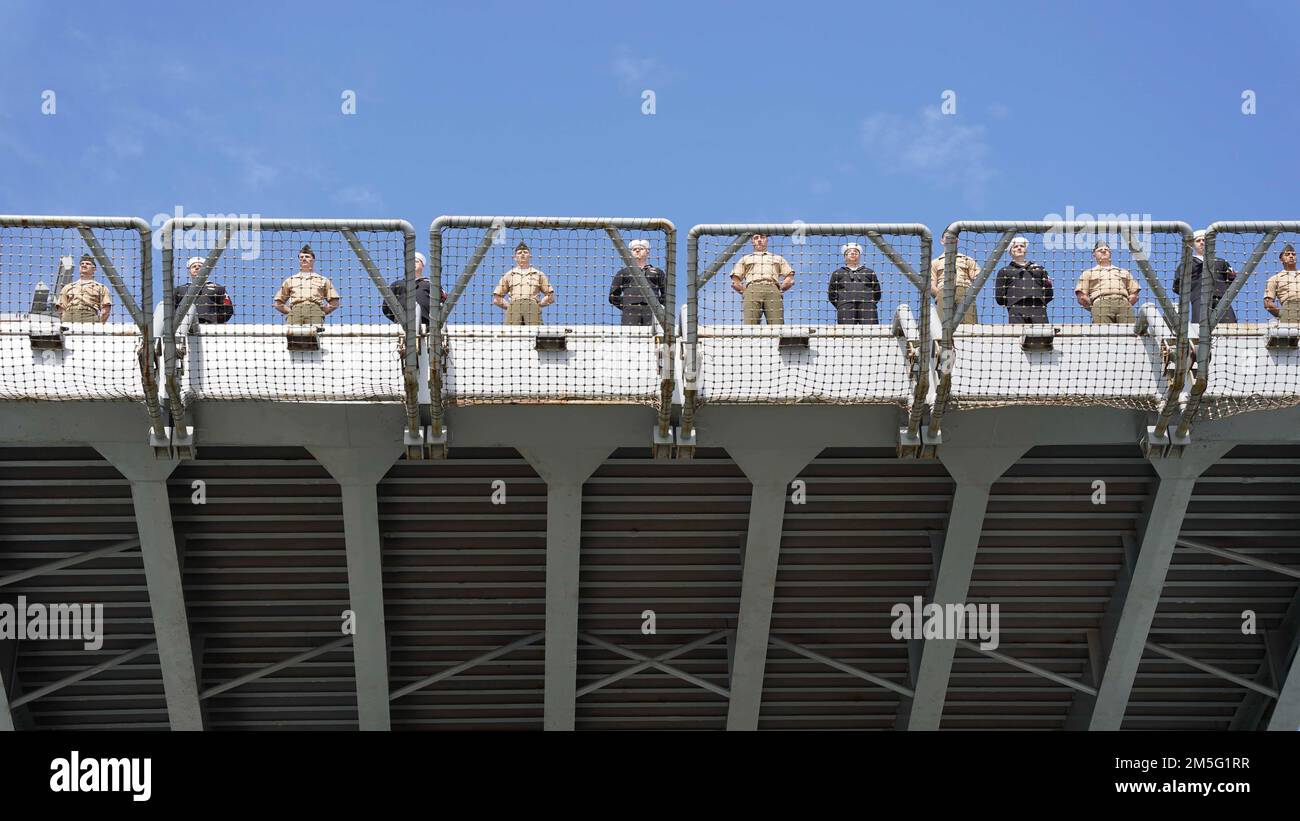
761,448,952,729
0,447,168,730
1126,445,1300,730
169,448,357,730
381,448,546,730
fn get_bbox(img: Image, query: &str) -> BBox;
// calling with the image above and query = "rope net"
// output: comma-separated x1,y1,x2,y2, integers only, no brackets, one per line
691,230,927,406
164,227,411,405
435,223,673,407
938,226,1187,412
0,224,146,401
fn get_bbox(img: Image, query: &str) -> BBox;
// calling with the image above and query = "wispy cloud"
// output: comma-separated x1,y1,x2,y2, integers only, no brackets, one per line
611,45,677,91
105,129,144,159
860,106,995,207
332,185,383,210
217,143,281,190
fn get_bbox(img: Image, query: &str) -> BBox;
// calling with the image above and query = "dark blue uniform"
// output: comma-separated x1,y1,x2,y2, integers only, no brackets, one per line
827,265,882,324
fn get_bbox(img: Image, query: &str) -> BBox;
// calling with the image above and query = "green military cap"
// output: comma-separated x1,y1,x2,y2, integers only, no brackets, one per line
1281,243,1296,259
514,241,530,252
79,253,95,264
299,244,315,258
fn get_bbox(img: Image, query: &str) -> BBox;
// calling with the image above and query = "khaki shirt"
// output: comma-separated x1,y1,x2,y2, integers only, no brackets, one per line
58,279,112,314
731,252,794,287
1075,265,1140,300
274,271,340,306
930,254,979,291
493,267,554,301
1265,270,1300,304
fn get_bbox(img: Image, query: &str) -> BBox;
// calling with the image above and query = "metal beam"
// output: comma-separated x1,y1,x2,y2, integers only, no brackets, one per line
1232,591,1300,730
0,537,140,588
201,636,352,700
906,446,1026,730
391,632,544,702
0,639,14,731
722,438,847,730
515,439,619,731
1177,538,1300,581
1086,443,1232,730
579,633,730,698
577,630,730,698
95,444,205,731
1144,640,1278,699
1267,625,1300,729
11,641,157,708
310,445,404,731
955,640,1097,696
769,635,914,699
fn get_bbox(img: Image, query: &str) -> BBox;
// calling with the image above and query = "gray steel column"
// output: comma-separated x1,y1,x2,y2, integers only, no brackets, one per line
94,444,204,731
1267,598,1300,730
726,469,812,731
310,445,405,731
0,640,14,731
906,446,1027,730
516,443,617,732
1085,443,1232,730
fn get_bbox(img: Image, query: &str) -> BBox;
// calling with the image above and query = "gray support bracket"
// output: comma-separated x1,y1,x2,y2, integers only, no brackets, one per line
309,444,405,730
0,638,14,731
1078,443,1232,730
904,445,1027,730
515,440,620,731
94,444,205,730
701,409,872,730
1231,591,1300,730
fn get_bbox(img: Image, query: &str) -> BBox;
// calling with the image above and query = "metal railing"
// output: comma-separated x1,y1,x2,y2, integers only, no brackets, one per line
160,217,419,439
1185,221,1300,428
683,223,932,448
0,214,162,435
430,215,677,453
929,220,1194,440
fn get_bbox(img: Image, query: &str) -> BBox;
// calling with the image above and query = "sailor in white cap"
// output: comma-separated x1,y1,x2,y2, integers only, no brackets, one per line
173,254,234,323
383,250,447,327
1175,229,1238,324
609,237,667,326
994,236,1054,324
827,241,882,324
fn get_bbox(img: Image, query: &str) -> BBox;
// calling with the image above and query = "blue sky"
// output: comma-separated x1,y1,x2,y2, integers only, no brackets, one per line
1,0,1296,316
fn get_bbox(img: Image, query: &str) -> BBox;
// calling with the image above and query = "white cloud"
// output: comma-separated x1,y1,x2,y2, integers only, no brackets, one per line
217,143,281,190
860,106,995,207
332,185,383,210
611,45,675,91
105,130,144,159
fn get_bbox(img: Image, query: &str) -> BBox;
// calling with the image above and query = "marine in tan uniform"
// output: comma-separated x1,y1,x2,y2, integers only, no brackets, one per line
492,242,555,325
730,233,794,325
273,244,340,324
1265,243,1300,323
1074,240,1140,324
57,254,113,323
930,231,980,325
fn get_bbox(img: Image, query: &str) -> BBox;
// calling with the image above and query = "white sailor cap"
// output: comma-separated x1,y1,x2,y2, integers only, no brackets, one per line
186,257,205,268
1193,230,1207,240
840,242,862,254
629,239,651,251
414,251,426,266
